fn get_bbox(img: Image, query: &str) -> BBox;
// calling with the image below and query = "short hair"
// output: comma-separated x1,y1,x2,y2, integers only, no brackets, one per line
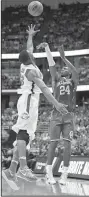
19,50,29,64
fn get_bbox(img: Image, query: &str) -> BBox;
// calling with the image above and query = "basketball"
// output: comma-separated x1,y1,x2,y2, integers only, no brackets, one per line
28,1,43,16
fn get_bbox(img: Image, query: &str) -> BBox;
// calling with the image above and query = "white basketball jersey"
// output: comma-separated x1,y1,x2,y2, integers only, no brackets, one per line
17,63,43,94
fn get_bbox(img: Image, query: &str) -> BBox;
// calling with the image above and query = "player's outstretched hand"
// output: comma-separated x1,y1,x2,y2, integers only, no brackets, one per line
58,45,65,60
26,24,40,36
56,103,68,115
36,42,48,49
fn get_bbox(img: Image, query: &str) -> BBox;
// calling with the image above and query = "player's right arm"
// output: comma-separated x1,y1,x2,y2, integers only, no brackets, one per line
26,24,40,53
25,69,68,114
37,43,56,81
58,45,79,86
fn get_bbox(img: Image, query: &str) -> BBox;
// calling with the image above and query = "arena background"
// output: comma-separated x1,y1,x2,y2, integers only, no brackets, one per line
1,0,89,196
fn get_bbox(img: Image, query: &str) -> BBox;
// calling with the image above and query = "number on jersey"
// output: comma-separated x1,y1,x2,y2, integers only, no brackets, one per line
60,85,70,95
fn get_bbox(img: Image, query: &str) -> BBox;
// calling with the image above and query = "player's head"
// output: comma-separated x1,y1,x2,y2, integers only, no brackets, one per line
19,50,29,64
55,62,62,74
61,66,71,78
19,50,35,65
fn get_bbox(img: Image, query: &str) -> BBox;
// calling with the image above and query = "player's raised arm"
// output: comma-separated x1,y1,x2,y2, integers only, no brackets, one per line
37,43,56,80
58,45,79,85
26,24,40,53
25,69,68,115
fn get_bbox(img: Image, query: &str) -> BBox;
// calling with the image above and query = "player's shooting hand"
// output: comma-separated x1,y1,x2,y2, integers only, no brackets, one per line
36,42,48,49
26,24,40,36
58,45,65,60
56,103,68,115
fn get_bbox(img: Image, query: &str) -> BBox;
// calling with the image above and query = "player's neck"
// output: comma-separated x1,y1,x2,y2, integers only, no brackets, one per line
25,59,36,68
24,60,31,65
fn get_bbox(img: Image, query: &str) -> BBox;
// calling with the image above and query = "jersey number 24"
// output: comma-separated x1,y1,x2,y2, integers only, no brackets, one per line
60,85,70,95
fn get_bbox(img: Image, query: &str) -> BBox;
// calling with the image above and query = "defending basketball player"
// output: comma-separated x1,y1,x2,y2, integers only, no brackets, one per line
37,42,79,185
2,25,68,190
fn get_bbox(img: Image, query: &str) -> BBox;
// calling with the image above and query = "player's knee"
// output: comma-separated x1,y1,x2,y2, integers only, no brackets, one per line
64,139,71,151
63,130,73,143
50,140,57,145
17,130,29,145
50,140,58,149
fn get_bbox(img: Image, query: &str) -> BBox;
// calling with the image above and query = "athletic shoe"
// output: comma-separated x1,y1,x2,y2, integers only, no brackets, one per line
45,166,56,184
2,169,19,190
45,173,56,184
16,166,37,182
59,172,68,185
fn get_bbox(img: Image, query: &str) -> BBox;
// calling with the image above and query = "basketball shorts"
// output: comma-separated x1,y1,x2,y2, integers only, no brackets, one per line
12,92,40,141
49,112,74,142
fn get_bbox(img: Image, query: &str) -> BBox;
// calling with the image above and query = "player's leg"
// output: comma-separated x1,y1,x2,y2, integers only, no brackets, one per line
2,145,19,190
3,129,28,175
2,95,30,188
9,145,19,175
17,94,39,181
14,94,30,172
16,129,37,181
17,130,29,169
46,121,61,184
3,96,22,178
59,121,73,185
11,122,28,172
2,115,20,190
10,95,27,172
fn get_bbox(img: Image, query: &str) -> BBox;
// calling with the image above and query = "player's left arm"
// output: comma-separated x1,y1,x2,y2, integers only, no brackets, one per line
26,24,40,53
58,45,79,86
37,42,56,80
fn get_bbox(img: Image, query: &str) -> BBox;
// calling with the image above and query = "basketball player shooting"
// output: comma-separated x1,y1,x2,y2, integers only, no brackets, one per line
2,25,68,190
37,42,79,185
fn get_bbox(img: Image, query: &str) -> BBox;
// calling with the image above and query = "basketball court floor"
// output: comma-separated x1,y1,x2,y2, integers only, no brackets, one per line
2,174,89,196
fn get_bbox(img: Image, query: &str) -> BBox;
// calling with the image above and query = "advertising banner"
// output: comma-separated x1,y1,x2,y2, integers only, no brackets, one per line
34,155,89,180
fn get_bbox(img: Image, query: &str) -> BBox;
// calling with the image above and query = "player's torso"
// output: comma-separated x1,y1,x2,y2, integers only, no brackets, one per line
18,63,43,94
54,77,76,112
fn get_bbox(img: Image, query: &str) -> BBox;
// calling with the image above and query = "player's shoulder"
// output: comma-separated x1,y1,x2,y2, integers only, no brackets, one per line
25,66,40,81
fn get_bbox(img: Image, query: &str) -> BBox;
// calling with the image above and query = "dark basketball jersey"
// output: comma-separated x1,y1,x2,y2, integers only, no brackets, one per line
53,77,76,112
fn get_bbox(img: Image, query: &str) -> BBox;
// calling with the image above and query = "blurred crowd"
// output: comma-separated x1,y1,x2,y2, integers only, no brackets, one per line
2,3,89,87
2,98,89,170
1,55,89,88
2,74,20,89
2,3,89,53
